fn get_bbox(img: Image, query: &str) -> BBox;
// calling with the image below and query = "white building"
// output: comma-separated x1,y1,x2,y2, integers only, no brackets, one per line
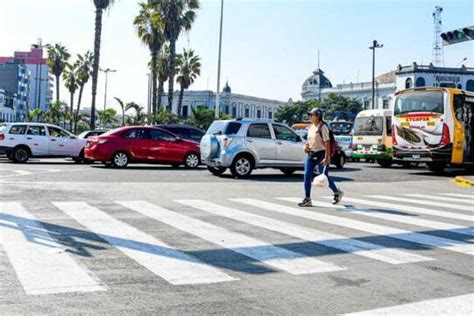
161,82,286,119
301,63,474,110
0,89,18,122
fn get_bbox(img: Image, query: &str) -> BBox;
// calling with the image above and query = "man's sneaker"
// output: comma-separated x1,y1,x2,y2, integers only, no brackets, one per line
298,198,312,207
332,191,344,205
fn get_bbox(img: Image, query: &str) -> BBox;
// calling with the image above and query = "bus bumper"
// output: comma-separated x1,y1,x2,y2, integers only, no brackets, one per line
393,145,452,163
352,151,391,160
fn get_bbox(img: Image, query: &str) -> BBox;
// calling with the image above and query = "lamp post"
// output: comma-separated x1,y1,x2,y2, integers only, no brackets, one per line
215,0,224,119
369,40,383,110
99,68,117,111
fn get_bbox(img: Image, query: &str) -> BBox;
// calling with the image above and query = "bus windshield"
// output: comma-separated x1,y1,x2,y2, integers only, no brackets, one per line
353,116,384,136
394,90,444,115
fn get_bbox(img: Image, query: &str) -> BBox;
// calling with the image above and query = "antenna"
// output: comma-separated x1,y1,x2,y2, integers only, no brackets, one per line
317,49,320,69
432,6,444,66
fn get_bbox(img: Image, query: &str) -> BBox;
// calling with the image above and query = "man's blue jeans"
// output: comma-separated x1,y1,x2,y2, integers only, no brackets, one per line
304,151,338,199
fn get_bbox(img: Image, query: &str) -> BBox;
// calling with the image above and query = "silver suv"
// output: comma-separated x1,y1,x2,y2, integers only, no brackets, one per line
200,119,305,178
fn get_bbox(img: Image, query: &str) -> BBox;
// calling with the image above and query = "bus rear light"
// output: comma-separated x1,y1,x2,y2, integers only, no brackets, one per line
439,123,450,146
0,134,4,141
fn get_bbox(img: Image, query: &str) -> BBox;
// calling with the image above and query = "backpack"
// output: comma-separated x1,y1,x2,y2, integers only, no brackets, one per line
317,122,337,156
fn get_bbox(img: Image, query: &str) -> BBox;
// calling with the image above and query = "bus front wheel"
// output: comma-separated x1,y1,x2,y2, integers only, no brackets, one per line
427,162,446,174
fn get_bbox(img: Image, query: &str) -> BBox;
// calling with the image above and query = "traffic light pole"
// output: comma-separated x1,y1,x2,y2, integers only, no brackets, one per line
369,40,383,110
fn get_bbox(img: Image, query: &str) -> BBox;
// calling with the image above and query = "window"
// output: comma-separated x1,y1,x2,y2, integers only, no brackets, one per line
364,100,370,109
149,129,175,141
232,107,237,117
394,90,444,115
48,127,71,138
257,110,262,119
9,125,27,135
383,99,389,109
415,77,425,87
457,84,462,89
247,124,271,139
188,129,205,142
206,121,241,135
268,112,273,119
353,116,384,136
273,124,299,142
466,80,474,92
244,108,250,118
405,78,413,89
182,106,188,118
386,117,392,136
122,128,146,139
27,125,46,136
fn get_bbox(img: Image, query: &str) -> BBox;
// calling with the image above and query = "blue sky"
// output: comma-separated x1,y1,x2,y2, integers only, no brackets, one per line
0,0,472,111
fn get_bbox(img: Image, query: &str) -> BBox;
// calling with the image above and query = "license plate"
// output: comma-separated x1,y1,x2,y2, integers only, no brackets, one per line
412,154,421,159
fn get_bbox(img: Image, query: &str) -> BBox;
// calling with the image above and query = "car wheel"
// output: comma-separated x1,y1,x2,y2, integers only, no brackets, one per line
230,155,253,178
377,159,393,168
335,155,346,169
184,153,200,169
12,146,30,163
112,152,129,168
207,165,226,176
280,168,296,175
427,162,446,174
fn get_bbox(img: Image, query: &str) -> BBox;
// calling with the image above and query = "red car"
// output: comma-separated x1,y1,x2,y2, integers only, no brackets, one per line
85,126,201,168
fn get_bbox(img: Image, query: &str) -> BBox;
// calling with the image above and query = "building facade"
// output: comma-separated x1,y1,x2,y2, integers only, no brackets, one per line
161,82,286,119
301,63,474,110
0,45,53,113
0,89,18,122
0,63,30,121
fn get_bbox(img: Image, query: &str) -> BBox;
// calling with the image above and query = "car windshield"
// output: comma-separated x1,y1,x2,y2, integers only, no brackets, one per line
353,116,384,136
78,131,89,138
335,136,352,144
207,121,241,135
329,122,353,135
394,90,444,115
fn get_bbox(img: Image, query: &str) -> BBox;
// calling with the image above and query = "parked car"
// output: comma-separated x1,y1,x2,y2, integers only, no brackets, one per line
200,119,345,179
335,135,354,161
78,129,108,139
157,124,205,143
0,122,86,163
85,126,201,168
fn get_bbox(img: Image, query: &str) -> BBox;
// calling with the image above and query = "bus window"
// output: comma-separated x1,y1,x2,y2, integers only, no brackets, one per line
394,90,444,115
353,116,383,136
386,117,392,136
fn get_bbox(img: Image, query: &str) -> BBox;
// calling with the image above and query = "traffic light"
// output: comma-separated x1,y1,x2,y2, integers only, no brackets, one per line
441,26,474,46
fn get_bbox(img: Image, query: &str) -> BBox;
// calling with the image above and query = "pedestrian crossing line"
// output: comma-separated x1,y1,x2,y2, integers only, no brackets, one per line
369,195,474,212
11,170,33,176
281,198,473,237
406,194,474,205
53,202,236,285
345,293,474,315
119,201,344,275
0,202,105,295
176,200,431,265
232,199,474,256
441,193,473,199
337,197,473,222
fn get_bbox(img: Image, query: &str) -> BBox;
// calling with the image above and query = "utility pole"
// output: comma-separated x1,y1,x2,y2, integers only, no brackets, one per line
100,68,117,111
215,0,224,119
369,40,383,110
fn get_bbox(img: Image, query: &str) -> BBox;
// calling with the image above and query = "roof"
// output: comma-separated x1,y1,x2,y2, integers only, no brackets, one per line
396,63,474,75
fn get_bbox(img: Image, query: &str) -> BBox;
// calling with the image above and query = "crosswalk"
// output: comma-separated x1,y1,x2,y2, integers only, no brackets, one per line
0,192,472,297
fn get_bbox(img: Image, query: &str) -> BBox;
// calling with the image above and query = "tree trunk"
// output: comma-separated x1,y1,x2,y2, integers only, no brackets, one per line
90,7,103,130
122,108,125,127
150,49,158,123
75,84,84,134
157,78,164,113
56,75,60,103
69,92,74,132
178,85,184,117
167,39,176,113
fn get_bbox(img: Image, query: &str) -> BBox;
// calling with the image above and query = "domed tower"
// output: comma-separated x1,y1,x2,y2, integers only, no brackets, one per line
222,81,231,94
301,68,332,101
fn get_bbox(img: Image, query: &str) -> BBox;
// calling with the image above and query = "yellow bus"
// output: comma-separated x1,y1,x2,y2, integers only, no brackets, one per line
392,87,474,173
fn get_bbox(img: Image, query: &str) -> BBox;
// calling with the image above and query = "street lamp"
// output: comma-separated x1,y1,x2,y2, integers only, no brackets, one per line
215,0,224,119
99,68,117,111
456,57,468,67
369,40,383,110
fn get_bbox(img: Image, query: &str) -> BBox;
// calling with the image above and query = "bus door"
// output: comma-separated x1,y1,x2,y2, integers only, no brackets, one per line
454,94,474,164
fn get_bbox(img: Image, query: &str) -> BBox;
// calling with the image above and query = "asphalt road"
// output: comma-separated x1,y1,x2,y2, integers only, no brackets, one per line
0,158,473,315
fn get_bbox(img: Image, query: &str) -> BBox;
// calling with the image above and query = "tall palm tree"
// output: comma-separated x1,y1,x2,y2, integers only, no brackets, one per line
75,51,94,133
97,108,117,128
114,97,137,126
153,0,200,112
63,62,79,131
156,45,170,112
125,102,147,125
90,0,116,129
134,1,164,121
46,43,71,103
176,48,201,117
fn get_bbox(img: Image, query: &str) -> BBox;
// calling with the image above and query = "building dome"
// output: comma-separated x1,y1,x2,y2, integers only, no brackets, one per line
302,68,332,93
222,81,231,93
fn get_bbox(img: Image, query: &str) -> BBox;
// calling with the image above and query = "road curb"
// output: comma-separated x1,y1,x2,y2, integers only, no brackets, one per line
452,176,474,188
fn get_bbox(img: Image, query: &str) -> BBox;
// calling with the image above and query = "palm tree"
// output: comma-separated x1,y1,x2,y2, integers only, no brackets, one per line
156,45,170,112
114,97,137,126
44,101,64,125
90,0,116,129
75,51,94,133
153,0,200,111
125,102,147,125
28,109,43,122
97,108,118,128
176,48,201,116
46,43,71,103
134,1,164,121
63,62,79,131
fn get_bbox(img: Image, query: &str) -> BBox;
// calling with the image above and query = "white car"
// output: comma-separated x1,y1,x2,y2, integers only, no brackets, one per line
0,123,86,163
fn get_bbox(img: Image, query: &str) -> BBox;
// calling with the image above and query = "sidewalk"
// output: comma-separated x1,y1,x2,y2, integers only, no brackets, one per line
453,176,474,188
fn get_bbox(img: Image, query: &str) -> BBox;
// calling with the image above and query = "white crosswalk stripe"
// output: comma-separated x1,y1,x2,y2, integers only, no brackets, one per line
176,199,431,265
440,193,473,199
281,198,473,237
53,202,236,285
232,199,474,256
0,202,105,295
406,194,474,205
369,195,474,212
119,200,344,275
337,197,473,222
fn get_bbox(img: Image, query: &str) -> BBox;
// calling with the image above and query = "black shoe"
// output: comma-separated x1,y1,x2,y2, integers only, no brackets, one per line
298,198,312,207
332,191,344,205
